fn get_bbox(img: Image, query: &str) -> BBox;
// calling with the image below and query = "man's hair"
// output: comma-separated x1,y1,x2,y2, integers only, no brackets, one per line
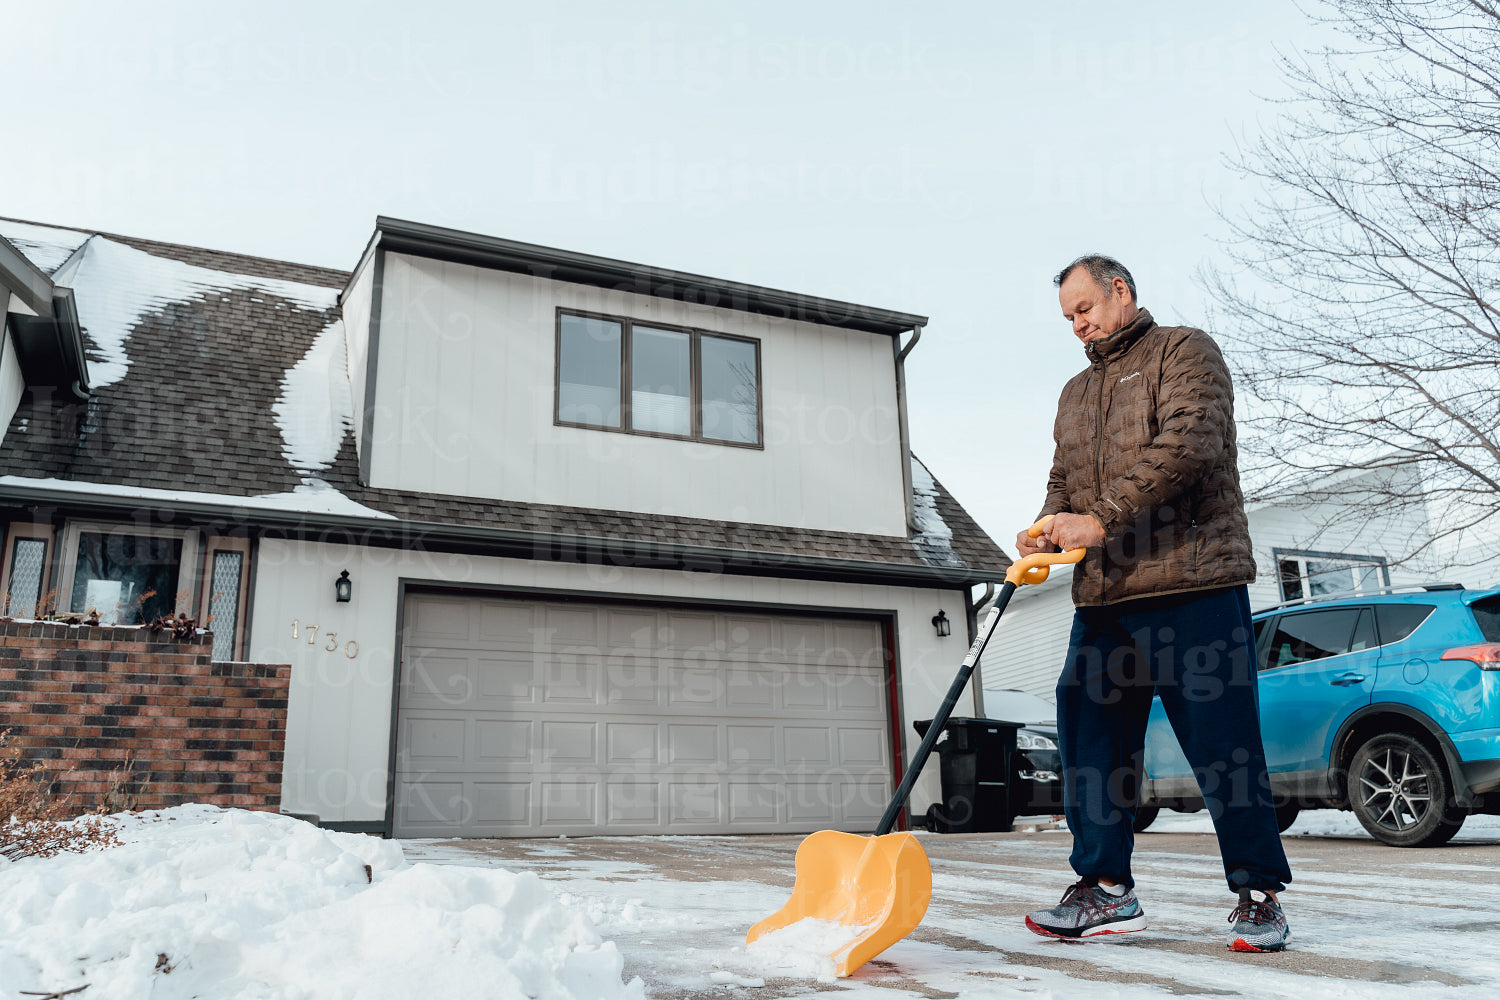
1054,255,1137,302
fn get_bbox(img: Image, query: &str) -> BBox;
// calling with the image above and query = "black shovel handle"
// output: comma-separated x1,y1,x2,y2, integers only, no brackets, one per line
874,580,1018,836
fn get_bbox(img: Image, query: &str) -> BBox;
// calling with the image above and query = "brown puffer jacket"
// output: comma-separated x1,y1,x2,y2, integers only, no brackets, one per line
1039,308,1256,606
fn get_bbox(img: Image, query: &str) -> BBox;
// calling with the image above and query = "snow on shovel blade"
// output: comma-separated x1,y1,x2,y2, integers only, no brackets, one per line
746,829,931,978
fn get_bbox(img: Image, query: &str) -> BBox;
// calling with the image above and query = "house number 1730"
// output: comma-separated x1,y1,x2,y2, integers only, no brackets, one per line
291,620,359,658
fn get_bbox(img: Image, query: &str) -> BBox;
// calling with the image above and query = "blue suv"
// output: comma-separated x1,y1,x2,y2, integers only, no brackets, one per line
1142,584,1500,847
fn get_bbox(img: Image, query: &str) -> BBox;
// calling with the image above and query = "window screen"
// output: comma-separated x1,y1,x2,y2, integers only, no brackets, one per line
6,538,47,617
208,550,244,661
558,314,622,427
71,532,183,624
1376,603,1437,645
1266,608,1362,669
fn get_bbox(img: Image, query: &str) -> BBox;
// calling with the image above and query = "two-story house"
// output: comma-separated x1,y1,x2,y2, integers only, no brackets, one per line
1,215,1010,838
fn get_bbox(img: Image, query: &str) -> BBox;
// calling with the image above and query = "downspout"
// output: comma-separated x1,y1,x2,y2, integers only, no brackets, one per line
894,325,922,533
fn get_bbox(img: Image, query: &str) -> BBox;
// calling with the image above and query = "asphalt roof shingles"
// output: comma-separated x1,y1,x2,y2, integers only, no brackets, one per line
0,217,1010,579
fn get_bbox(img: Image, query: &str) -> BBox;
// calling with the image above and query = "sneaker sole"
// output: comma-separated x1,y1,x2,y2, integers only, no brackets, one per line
1026,914,1148,940
1230,937,1288,953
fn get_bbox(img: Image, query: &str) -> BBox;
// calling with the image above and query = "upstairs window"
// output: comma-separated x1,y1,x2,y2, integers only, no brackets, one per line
555,310,761,447
1275,549,1389,602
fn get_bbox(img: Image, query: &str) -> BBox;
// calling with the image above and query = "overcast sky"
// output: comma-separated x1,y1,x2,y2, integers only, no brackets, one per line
2,1,1334,550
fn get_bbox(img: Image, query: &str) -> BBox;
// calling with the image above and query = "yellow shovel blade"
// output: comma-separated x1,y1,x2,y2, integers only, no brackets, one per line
746,830,932,978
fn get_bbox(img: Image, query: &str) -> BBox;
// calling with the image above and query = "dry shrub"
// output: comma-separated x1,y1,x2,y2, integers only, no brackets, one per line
0,731,120,862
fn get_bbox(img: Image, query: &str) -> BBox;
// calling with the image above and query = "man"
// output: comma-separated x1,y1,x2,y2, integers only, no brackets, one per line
1018,255,1293,952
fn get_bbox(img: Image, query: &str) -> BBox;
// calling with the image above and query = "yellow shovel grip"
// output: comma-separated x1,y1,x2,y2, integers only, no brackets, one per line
1005,515,1086,586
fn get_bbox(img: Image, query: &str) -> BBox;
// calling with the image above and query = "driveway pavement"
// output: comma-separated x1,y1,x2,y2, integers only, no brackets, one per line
402,812,1500,1000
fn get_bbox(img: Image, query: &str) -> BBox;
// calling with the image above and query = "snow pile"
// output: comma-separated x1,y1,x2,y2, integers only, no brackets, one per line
50,235,338,388
742,917,872,982
0,219,91,275
910,456,963,568
0,805,645,1000
273,318,354,472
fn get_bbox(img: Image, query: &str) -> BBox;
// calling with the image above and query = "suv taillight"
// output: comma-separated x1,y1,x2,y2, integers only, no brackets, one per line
1441,643,1500,669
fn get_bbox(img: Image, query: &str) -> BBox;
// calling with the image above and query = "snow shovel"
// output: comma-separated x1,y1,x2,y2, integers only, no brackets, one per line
746,516,1085,976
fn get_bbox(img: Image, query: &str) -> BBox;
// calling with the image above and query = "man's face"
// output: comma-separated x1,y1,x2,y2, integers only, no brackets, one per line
1059,270,1136,344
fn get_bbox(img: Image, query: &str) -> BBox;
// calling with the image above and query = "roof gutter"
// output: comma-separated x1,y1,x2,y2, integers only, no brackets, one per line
1,234,56,318
0,482,1006,590
373,216,930,337
2,244,90,402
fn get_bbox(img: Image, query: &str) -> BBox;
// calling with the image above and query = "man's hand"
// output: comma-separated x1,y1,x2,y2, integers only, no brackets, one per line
1044,512,1106,550
1015,525,1057,558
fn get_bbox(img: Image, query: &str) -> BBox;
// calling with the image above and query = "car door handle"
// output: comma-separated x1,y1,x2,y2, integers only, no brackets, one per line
1330,672,1367,686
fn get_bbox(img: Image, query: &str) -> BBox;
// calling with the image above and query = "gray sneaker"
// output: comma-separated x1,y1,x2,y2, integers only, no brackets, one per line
1228,889,1290,952
1025,880,1148,939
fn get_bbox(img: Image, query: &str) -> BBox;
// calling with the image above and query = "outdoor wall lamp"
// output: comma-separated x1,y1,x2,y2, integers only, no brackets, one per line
931,610,951,637
335,570,352,603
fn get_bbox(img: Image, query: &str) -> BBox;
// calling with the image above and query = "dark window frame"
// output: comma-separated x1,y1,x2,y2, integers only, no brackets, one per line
553,307,765,450
1272,547,1391,603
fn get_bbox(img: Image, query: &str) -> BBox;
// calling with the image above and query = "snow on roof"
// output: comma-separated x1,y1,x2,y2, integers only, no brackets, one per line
273,318,354,472
910,455,964,569
0,475,396,521
0,218,92,275
50,234,339,388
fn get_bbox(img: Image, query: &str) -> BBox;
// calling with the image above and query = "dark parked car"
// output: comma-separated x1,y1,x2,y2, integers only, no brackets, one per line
982,688,1065,820
1143,584,1500,847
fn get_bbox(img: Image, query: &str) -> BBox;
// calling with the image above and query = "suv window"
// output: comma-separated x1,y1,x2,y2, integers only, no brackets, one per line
1375,603,1436,645
1265,608,1365,669
1472,595,1500,642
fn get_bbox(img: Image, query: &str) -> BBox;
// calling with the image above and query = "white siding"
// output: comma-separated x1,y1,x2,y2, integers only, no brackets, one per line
1244,465,1433,611
248,539,975,824
976,567,1074,703
339,253,375,464
365,253,907,536
0,325,24,450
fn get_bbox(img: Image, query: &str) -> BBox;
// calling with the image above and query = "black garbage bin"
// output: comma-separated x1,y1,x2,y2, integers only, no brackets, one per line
913,717,1020,833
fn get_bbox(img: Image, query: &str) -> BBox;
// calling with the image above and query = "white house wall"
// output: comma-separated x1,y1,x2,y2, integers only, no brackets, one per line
0,324,24,451
247,537,974,824
365,252,908,537
339,253,375,462
976,569,1076,704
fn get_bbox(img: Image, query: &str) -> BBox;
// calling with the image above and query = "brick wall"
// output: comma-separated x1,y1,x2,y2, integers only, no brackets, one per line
0,620,290,816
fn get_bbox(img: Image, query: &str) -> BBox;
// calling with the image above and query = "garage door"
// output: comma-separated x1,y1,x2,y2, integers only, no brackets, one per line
392,592,894,837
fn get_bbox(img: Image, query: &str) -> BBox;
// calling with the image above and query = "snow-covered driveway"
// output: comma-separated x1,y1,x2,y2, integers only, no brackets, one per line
404,811,1500,999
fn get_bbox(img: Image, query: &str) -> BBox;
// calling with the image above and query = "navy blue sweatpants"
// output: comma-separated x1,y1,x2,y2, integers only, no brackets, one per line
1056,585,1292,894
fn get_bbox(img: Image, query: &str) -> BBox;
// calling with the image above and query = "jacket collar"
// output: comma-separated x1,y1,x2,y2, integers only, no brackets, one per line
1084,307,1154,363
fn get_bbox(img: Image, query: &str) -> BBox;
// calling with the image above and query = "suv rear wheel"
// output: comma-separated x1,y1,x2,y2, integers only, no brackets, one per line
1348,733,1466,847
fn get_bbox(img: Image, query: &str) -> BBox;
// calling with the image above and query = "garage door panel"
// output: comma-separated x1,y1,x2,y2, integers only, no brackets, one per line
669,782,721,824
784,727,832,766
394,594,893,837
727,725,775,766
666,664,721,705
667,724,719,764
725,666,776,709
605,662,660,705
606,722,658,764
474,781,532,825
541,780,597,824
403,716,466,763
477,657,534,701
837,727,887,768
403,653,476,706
541,721,597,763
606,782,661,824
475,719,532,762
539,660,599,703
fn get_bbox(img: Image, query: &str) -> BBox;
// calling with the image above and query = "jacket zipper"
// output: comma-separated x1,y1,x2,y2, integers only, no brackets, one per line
1094,354,1108,604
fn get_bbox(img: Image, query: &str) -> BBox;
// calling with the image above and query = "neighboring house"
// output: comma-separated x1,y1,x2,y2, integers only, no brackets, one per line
977,465,1445,703
0,214,1010,837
